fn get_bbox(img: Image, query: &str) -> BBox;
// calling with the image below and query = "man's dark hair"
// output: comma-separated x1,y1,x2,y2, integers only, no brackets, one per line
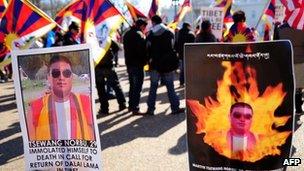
182,22,191,29
151,15,162,25
201,19,211,32
232,10,246,23
69,21,80,31
48,54,72,72
230,102,253,114
135,18,148,27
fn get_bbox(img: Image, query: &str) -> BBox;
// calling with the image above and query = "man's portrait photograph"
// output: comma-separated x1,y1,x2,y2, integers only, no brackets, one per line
15,47,95,141
185,41,294,170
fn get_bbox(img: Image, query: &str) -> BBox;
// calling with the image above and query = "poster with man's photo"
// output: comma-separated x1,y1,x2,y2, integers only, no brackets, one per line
12,44,102,170
185,41,294,170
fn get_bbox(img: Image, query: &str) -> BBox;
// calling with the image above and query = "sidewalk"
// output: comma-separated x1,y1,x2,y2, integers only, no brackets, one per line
0,57,303,170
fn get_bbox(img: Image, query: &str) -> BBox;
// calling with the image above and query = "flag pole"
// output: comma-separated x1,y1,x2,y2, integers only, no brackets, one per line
254,0,271,29
106,0,132,26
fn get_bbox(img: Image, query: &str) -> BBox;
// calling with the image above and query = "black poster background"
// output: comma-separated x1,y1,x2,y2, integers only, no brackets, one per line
185,41,294,170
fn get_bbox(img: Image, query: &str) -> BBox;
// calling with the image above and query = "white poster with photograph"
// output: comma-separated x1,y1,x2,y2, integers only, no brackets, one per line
200,7,225,40
12,44,102,170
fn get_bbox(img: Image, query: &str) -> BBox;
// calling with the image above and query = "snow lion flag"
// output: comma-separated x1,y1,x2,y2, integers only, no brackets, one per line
55,0,124,64
0,0,7,19
0,0,56,67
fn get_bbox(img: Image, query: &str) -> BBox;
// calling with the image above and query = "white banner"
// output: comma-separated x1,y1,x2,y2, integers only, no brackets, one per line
200,7,224,40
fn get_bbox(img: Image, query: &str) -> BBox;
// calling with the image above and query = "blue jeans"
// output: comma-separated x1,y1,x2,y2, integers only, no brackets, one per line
127,66,144,111
147,70,180,113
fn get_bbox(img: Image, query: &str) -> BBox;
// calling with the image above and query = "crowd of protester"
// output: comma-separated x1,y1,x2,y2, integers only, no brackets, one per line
1,10,303,116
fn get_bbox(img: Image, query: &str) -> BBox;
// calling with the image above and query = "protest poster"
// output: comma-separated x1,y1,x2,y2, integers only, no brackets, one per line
185,41,294,170
12,44,102,170
200,7,224,40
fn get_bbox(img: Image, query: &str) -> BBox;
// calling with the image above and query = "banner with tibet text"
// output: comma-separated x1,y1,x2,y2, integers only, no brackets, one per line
12,44,102,170
200,7,224,41
185,41,294,170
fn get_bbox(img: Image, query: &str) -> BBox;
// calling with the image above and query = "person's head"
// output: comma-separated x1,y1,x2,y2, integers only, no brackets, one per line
232,10,246,23
47,55,73,101
182,22,191,30
68,21,80,36
200,19,212,33
135,18,148,32
151,15,162,26
229,102,253,135
55,32,63,42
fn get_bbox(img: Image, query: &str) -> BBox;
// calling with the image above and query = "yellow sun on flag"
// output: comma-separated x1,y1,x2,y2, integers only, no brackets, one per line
64,11,73,17
85,19,95,32
232,33,247,42
4,33,19,50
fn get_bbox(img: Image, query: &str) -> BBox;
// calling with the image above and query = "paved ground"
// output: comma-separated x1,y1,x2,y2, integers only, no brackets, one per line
0,56,303,170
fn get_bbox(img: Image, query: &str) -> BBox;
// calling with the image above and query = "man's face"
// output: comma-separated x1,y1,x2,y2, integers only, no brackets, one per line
140,25,146,32
230,106,253,135
48,61,73,100
71,28,80,37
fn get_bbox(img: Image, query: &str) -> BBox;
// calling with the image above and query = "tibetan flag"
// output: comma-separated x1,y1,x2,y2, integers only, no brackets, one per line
265,0,276,18
168,0,192,30
262,0,276,29
148,0,159,18
55,0,85,32
280,0,304,30
56,0,124,64
125,1,147,23
0,0,7,19
0,0,56,67
214,0,233,23
224,22,255,42
83,0,124,64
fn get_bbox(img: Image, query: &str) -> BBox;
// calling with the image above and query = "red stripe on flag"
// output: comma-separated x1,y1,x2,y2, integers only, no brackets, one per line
5,0,14,31
292,8,304,29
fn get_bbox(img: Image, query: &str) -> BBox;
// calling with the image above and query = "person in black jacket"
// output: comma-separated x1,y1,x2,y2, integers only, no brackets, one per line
195,20,217,43
175,22,195,87
63,22,80,46
145,15,184,115
123,19,148,115
95,40,126,115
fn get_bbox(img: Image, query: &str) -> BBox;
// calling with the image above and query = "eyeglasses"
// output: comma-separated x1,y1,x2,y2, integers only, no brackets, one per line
51,69,72,78
232,113,252,120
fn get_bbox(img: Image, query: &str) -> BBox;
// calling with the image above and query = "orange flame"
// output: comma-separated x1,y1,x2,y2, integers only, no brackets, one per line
187,61,291,162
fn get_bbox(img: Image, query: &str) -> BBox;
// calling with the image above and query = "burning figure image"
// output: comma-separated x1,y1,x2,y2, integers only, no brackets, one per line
187,61,291,162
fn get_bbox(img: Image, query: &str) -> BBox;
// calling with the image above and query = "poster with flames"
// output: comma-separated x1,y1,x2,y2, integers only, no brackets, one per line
185,41,294,170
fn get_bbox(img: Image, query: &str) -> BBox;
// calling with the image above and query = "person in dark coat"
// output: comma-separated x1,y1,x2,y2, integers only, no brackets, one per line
63,22,80,45
145,15,184,115
175,22,195,87
195,19,217,43
95,40,126,115
123,19,148,115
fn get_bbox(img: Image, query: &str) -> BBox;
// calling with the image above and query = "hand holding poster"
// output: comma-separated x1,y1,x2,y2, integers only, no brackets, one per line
185,41,294,170
200,7,224,40
12,44,102,170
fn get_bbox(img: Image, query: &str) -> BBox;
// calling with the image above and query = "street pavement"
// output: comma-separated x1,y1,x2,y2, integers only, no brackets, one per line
0,55,303,170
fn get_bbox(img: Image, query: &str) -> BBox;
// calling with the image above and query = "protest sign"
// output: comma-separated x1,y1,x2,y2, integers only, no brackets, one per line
12,44,102,170
200,7,224,40
185,41,294,170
